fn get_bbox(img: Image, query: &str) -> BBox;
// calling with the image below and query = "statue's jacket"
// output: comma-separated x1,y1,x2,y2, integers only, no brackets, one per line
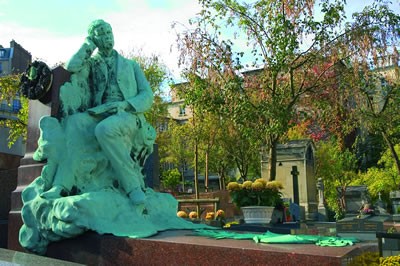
66,42,154,117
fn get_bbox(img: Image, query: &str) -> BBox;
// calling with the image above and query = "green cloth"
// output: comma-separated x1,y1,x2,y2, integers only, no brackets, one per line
195,229,358,247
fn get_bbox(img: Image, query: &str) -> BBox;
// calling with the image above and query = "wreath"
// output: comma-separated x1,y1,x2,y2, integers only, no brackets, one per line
20,61,53,100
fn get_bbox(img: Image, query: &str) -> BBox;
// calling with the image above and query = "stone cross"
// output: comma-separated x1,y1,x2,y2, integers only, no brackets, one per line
291,166,299,205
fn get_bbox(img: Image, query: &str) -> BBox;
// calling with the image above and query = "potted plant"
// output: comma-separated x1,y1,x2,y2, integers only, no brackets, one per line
227,179,283,224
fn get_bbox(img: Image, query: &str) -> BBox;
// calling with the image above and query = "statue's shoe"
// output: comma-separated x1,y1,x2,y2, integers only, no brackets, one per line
40,185,69,199
128,187,146,205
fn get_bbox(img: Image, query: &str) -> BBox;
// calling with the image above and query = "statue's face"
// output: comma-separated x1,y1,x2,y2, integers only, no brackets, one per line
92,24,114,53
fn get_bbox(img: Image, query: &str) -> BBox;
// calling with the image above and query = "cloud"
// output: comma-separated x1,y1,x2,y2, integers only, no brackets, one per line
0,0,201,76
103,1,201,77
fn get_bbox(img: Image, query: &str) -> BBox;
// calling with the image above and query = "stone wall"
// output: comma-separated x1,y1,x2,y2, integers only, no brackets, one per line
0,167,18,248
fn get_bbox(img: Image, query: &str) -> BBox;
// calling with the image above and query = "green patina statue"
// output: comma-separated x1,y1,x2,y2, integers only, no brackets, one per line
19,19,207,254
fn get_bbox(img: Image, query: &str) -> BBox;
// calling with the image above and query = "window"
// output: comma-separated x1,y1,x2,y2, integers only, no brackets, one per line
0,102,11,112
179,106,186,116
181,162,188,172
161,162,174,171
158,121,168,132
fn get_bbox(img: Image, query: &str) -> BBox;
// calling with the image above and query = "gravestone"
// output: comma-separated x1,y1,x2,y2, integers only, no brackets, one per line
316,178,327,221
342,185,370,215
390,190,400,221
336,186,390,234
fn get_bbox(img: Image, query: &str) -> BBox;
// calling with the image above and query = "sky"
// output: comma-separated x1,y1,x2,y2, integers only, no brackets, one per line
0,0,399,82
0,0,202,79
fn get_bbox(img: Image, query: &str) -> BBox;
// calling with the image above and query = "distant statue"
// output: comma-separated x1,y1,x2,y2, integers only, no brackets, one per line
19,19,206,255
317,178,325,207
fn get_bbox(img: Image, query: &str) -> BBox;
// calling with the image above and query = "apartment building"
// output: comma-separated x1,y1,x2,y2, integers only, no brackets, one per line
0,40,31,158
0,40,31,248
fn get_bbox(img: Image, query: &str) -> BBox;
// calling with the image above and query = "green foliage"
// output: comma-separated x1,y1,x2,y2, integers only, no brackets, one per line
356,144,400,206
161,168,182,191
127,52,170,130
315,139,358,220
0,74,28,147
347,252,380,266
176,0,400,181
380,254,400,265
160,121,194,170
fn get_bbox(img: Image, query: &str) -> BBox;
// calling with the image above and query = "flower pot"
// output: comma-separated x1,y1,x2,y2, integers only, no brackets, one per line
241,206,275,224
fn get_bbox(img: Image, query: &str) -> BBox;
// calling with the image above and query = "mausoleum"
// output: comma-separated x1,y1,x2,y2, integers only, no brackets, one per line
261,139,318,221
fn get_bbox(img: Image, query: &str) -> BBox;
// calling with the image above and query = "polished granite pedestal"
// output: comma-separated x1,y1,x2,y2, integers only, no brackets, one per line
40,230,378,266
0,248,83,266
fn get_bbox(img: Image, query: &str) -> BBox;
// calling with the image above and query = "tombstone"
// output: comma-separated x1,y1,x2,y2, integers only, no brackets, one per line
261,139,317,221
341,185,370,215
336,185,391,235
390,190,400,221
316,178,327,221
374,192,388,215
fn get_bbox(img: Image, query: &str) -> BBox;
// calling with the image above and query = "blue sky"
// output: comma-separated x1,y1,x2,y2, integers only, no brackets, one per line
0,0,399,80
0,0,201,78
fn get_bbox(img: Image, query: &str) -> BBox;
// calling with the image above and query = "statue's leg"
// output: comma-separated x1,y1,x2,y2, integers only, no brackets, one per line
94,112,144,204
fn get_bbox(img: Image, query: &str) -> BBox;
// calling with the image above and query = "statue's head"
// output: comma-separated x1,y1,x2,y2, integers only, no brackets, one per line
88,19,114,53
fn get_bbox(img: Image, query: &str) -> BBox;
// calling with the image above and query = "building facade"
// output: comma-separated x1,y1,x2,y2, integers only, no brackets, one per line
0,40,31,158
0,40,31,248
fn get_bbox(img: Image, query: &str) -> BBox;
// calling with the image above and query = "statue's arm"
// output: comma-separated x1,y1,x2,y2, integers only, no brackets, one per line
126,61,154,113
65,38,96,73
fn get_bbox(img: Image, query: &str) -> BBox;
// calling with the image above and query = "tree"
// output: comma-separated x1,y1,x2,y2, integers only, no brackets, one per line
0,74,28,147
197,111,259,187
357,144,400,206
315,139,358,220
160,168,182,192
175,0,400,181
131,53,170,130
160,120,194,181
338,1,400,182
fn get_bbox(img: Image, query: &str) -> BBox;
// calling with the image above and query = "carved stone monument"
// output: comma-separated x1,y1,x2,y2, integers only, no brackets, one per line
15,19,206,255
316,178,327,221
261,139,318,220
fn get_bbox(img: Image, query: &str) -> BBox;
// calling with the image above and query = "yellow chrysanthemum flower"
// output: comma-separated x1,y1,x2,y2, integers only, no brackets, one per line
189,211,198,219
227,182,240,191
266,180,284,191
252,181,264,190
205,212,215,220
216,209,225,218
255,178,267,186
177,211,188,218
242,180,253,189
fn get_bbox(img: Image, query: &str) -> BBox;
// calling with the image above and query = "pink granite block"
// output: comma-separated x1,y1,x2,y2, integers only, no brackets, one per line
42,230,377,266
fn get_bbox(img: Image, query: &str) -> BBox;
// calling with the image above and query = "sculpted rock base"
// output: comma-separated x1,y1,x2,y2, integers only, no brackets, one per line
19,114,207,255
